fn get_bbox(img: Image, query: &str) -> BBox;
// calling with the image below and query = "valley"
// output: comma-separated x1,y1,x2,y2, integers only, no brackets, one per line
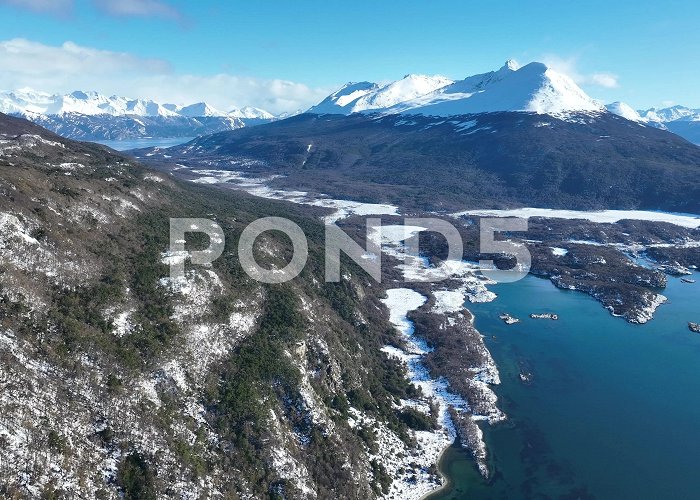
2,13,700,496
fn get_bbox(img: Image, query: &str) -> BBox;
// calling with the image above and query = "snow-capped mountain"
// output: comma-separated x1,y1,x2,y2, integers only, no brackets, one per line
307,74,453,115
637,105,700,145
603,103,700,144
0,88,275,120
0,88,278,140
173,102,227,117
308,61,604,117
605,103,700,124
0,89,180,117
605,101,644,122
639,105,700,123
229,106,275,120
397,61,603,116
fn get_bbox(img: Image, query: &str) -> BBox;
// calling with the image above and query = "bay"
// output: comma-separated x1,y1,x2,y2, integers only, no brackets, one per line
429,272,700,499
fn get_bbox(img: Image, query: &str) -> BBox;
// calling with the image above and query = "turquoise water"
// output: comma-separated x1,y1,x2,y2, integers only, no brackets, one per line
92,137,193,151
429,272,700,499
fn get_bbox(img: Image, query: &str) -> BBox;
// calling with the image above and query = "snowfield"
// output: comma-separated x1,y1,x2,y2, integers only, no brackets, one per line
187,167,400,223
454,207,700,229
0,88,275,120
308,60,605,119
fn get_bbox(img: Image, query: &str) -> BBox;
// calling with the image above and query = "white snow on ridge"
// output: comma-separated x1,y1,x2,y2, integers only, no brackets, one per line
308,74,453,115
640,105,700,123
308,82,379,115
605,101,645,122
453,207,700,229
396,62,602,117
176,102,227,117
228,106,276,120
0,88,276,120
308,60,604,118
354,74,453,112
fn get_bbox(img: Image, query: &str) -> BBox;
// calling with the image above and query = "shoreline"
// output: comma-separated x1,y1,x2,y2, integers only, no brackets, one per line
419,436,461,500
420,442,454,500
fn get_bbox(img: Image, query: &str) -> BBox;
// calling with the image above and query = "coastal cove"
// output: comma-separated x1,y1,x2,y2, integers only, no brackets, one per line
429,272,700,499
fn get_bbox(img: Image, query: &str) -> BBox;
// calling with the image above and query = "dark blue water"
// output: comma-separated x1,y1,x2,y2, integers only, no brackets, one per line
429,272,700,499
93,137,193,151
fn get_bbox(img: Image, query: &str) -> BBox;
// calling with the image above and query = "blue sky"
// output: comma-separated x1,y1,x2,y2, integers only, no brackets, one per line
1,0,698,112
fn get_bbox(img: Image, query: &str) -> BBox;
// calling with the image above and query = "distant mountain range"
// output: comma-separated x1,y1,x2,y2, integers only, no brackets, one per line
3,61,700,144
604,102,700,144
0,88,275,119
0,88,280,140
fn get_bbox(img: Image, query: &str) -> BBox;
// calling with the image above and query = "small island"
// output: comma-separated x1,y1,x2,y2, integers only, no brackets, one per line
499,313,520,325
530,313,559,320
689,322,700,333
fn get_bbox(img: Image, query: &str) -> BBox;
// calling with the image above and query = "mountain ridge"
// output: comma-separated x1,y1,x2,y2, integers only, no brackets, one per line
0,89,287,141
307,61,603,117
141,110,700,214
605,102,700,144
0,110,466,498
0,87,276,120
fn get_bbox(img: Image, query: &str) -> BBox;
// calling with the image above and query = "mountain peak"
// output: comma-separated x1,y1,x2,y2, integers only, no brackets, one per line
69,90,91,100
606,101,644,122
178,102,226,117
308,60,602,117
228,106,275,120
306,59,623,119
501,59,521,71
308,75,452,115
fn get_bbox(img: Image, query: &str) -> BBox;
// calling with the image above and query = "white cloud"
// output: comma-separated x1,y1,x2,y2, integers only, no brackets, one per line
588,73,619,89
0,0,72,14
542,55,619,89
0,38,331,114
92,0,181,20
0,38,170,76
2,0,183,20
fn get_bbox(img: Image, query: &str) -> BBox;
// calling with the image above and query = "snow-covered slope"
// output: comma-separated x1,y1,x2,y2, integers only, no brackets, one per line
307,74,453,115
637,105,700,145
396,61,603,116
0,88,61,115
0,89,182,117
606,101,644,122
0,88,280,140
639,105,700,123
229,106,275,120
0,88,274,120
177,102,228,117
308,60,605,117
351,74,453,112
307,81,380,115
